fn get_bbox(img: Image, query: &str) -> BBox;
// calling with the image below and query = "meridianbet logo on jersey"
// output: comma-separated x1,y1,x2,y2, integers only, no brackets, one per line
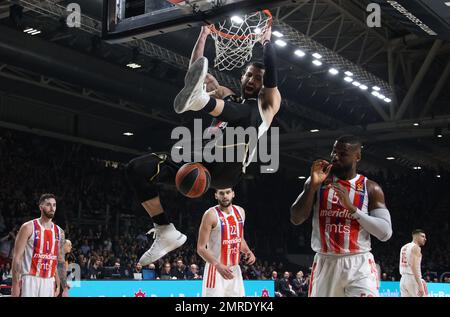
33,253,57,261
222,237,242,245
320,209,354,219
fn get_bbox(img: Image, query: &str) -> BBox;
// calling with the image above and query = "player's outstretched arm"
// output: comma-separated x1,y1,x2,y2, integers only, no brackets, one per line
11,222,32,297
258,27,282,123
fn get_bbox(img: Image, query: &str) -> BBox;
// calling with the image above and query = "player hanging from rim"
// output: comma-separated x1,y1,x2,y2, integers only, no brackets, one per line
125,25,281,266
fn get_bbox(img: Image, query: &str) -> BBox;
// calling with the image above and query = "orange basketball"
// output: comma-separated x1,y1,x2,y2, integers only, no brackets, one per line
175,163,211,198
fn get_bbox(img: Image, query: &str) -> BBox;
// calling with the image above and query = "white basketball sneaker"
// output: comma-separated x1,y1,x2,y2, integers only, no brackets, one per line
173,57,211,114
138,223,187,266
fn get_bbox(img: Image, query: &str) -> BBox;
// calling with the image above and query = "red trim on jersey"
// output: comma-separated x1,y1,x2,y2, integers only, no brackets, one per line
227,213,238,266
349,176,365,252
216,208,229,266
206,265,213,288
40,228,54,277
29,220,41,276
318,187,328,253
308,262,317,297
50,225,59,278
212,267,216,288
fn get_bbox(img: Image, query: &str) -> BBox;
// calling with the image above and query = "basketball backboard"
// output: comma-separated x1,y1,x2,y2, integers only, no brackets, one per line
102,0,291,43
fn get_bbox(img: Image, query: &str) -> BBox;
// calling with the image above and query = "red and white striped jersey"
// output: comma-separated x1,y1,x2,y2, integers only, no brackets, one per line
311,174,371,255
399,242,421,276
21,219,62,278
206,205,244,266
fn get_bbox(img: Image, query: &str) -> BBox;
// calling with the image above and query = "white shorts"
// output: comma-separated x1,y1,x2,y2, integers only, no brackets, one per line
21,275,55,297
309,252,379,297
400,275,428,297
202,263,245,297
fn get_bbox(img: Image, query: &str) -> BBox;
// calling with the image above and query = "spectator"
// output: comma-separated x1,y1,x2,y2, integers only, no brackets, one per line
279,271,297,297
186,264,201,280
160,262,173,280
171,259,187,280
88,259,103,280
271,271,282,297
292,271,308,297
133,263,143,280
111,262,123,279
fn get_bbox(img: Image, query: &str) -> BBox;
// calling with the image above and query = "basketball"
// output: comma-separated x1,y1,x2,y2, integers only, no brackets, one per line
175,163,211,198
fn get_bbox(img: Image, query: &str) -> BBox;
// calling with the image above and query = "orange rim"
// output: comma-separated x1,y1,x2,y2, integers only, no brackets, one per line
209,9,272,41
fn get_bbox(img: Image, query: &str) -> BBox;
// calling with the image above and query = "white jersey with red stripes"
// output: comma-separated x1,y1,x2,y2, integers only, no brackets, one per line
400,242,421,276
21,219,62,278
207,205,245,266
311,174,371,255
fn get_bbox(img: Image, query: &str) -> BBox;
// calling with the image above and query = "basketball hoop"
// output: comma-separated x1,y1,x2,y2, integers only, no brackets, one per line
209,10,272,71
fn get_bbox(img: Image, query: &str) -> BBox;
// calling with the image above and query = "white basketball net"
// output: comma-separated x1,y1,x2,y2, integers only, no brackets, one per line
210,10,272,71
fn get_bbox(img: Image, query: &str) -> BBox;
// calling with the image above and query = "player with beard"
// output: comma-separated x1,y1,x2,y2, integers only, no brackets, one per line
126,25,281,267
11,193,67,297
197,188,255,297
290,135,393,297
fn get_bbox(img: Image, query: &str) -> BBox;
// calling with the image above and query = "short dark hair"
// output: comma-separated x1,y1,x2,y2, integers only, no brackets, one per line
242,61,265,74
39,193,56,205
412,229,425,236
336,135,362,147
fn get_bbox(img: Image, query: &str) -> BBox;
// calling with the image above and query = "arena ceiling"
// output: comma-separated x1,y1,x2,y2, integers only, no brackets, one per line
0,0,449,177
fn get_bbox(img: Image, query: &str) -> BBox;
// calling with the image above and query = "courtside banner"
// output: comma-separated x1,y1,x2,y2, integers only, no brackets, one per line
379,282,450,297
68,280,274,297
373,0,450,40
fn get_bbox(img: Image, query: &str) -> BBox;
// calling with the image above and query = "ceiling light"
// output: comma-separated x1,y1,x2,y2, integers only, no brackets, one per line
371,91,380,97
294,49,306,57
437,174,441,178
377,94,386,100
312,60,322,66
298,176,306,180
384,98,392,103
126,63,142,69
386,157,395,160
352,81,361,87
310,129,320,133
231,16,244,24
275,39,287,47
272,31,284,37
359,85,368,90
254,27,262,34
413,166,422,170
344,71,353,77
329,68,339,75
344,77,353,83
372,86,381,91
123,132,134,136
413,122,420,126
312,53,322,59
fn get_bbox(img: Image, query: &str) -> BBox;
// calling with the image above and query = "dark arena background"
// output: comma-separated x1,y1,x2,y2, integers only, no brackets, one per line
0,0,449,307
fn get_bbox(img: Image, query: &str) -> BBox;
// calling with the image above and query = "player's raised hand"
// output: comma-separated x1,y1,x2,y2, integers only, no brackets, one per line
215,263,234,280
310,160,332,189
259,25,272,45
201,25,212,36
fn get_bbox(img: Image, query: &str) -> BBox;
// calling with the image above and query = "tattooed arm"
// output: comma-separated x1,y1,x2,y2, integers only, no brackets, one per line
57,229,69,297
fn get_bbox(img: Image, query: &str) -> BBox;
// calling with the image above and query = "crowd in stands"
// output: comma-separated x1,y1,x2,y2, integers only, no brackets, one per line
1,128,449,295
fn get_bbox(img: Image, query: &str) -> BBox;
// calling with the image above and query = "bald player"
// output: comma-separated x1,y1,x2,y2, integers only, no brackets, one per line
291,135,392,297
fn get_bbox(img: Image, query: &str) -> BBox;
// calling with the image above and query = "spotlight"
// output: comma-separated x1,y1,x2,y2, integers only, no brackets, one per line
231,16,244,24
372,86,381,91
344,71,353,77
344,77,353,83
352,81,361,87
359,85,368,90
312,53,322,59
312,60,322,66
